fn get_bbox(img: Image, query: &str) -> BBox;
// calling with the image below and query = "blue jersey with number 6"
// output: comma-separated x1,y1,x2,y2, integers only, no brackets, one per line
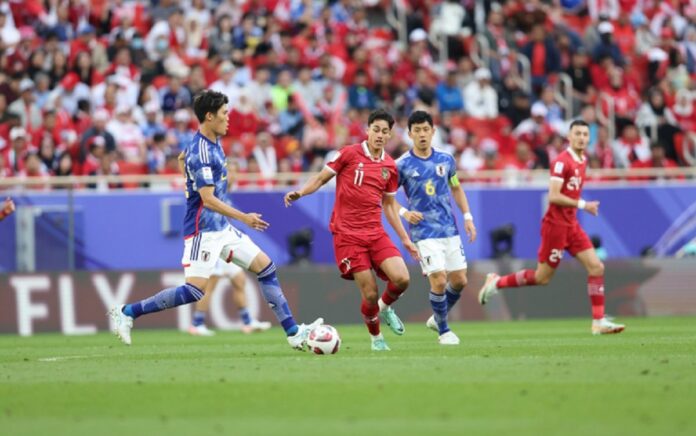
396,149,459,242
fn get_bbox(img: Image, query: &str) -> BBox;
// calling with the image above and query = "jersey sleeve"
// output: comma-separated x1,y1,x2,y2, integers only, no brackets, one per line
188,152,215,188
447,154,460,187
385,164,398,196
396,159,405,187
550,157,567,183
325,149,348,174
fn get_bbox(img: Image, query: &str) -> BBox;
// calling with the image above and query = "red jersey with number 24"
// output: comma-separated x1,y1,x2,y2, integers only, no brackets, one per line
544,148,587,226
326,142,398,237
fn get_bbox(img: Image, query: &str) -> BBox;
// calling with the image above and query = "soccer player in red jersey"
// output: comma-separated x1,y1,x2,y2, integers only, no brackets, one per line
478,120,625,335
284,109,420,351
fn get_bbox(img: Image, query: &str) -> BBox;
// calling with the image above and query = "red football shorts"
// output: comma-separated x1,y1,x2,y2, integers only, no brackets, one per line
537,220,593,268
333,231,401,281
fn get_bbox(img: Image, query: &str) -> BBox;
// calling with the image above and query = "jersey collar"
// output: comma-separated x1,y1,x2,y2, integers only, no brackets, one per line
362,141,385,162
567,147,586,164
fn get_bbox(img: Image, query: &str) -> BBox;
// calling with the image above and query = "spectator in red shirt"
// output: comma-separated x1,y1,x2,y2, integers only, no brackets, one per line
521,24,561,92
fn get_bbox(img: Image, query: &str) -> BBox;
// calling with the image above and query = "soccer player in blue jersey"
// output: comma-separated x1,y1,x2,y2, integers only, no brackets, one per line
108,90,322,349
394,111,477,345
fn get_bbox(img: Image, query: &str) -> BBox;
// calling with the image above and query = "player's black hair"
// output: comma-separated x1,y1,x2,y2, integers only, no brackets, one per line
569,119,590,130
407,111,434,131
367,108,395,129
193,90,229,123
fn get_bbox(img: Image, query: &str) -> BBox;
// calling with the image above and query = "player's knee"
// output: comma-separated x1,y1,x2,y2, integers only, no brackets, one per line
535,273,552,286
363,289,379,304
450,272,467,290
589,261,605,277
391,274,409,290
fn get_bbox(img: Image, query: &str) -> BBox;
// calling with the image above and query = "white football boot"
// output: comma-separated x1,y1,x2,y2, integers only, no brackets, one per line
478,273,500,305
188,324,216,336
108,305,133,345
438,330,460,345
426,315,438,332
592,317,625,335
241,320,272,334
287,317,324,350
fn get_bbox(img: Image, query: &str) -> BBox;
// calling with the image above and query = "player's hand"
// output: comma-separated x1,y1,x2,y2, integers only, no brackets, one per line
242,213,269,231
464,219,477,243
284,191,302,207
403,239,420,261
403,210,423,225
585,201,600,216
1,197,15,218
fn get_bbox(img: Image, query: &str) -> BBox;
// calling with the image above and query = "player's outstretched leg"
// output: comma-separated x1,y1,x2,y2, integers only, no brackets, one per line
190,276,217,336
110,283,205,345
254,261,322,349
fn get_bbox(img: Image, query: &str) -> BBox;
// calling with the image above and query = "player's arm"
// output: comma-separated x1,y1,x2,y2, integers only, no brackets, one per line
284,167,335,207
199,186,269,231
177,151,186,175
391,199,423,225
383,195,420,260
548,179,599,216
450,180,477,243
0,197,15,221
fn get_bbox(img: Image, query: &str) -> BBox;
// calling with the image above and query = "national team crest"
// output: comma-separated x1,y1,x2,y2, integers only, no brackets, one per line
381,168,389,180
436,164,447,177
201,251,211,262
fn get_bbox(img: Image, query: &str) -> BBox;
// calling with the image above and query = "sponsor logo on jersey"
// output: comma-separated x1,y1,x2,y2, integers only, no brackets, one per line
412,170,420,177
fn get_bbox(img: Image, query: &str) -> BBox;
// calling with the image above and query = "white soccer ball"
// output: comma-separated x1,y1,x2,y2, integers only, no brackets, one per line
307,324,341,355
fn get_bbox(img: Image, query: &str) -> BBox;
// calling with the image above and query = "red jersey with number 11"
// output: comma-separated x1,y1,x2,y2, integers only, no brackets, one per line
544,147,587,226
326,142,398,237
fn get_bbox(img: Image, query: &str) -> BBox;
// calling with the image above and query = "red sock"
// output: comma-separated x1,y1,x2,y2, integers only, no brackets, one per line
588,275,605,320
496,269,537,289
380,281,406,306
361,299,380,335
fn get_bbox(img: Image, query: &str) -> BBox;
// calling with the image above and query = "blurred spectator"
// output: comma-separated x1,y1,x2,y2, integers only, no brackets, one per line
271,70,294,111
436,70,464,113
4,126,29,175
80,109,116,159
464,68,498,119
147,132,172,174
636,89,681,162
522,24,561,90
513,102,555,167
252,132,278,178
631,143,679,171
348,70,377,110
59,72,91,116
159,73,192,114
171,109,196,152
210,61,240,107
8,78,41,130
593,21,625,67
612,123,651,168
566,48,595,111
107,104,146,163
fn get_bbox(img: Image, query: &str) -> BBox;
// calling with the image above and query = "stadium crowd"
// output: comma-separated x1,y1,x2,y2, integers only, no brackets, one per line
0,0,695,189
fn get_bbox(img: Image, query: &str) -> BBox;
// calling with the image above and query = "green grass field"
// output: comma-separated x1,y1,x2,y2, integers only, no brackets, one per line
1,317,695,436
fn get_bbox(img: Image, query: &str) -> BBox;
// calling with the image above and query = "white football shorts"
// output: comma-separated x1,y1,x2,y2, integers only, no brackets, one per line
416,236,468,275
181,225,261,278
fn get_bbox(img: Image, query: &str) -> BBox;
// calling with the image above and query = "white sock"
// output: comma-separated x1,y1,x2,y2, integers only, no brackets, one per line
371,333,384,341
378,298,388,312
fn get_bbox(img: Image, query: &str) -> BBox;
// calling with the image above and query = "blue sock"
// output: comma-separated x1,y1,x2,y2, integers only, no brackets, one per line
257,262,298,336
429,291,449,334
122,283,204,319
239,308,252,325
445,283,462,312
192,311,206,327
